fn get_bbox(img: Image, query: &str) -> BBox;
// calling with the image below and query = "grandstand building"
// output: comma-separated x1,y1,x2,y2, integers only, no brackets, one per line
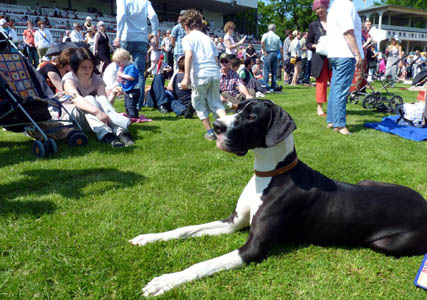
0,0,258,44
358,5,427,52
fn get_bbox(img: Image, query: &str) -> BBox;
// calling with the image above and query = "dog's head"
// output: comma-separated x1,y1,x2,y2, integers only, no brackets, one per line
213,99,296,156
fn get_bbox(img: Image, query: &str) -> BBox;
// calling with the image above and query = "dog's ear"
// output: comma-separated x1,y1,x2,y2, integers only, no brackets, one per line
265,103,296,147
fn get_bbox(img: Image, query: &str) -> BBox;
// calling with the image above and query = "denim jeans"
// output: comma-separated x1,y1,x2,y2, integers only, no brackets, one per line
327,57,355,128
120,41,148,110
124,89,140,118
263,52,278,89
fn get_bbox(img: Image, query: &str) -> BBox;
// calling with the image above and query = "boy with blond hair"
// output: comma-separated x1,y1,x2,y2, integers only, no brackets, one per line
113,48,140,119
180,9,226,141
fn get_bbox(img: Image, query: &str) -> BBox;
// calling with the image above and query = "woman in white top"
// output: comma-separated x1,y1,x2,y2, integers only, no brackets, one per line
223,21,246,58
34,20,53,59
385,36,402,86
146,33,162,76
289,30,302,86
85,26,97,53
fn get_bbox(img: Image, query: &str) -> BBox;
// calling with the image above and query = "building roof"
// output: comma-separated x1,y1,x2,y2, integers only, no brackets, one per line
151,0,257,14
358,4,427,17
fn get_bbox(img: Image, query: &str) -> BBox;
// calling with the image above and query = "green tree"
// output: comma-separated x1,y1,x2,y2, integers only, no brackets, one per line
374,0,427,9
258,0,316,39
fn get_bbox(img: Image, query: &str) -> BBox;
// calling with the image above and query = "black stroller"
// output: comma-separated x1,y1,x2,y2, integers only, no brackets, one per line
0,34,87,157
347,54,408,112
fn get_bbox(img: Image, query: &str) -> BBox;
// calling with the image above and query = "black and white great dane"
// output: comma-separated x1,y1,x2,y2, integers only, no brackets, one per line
130,99,427,297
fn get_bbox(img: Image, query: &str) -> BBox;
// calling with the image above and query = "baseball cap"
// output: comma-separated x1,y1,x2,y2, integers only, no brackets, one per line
0,19,7,26
220,53,231,63
86,16,92,21
97,21,105,27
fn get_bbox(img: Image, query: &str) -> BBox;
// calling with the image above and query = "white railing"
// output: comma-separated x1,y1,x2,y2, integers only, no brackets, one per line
381,26,427,42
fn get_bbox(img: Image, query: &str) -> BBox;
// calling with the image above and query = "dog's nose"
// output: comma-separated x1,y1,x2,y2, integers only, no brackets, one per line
213,120,226,134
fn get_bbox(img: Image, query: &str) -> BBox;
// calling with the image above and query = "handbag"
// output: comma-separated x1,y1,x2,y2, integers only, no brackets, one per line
316,35,328,56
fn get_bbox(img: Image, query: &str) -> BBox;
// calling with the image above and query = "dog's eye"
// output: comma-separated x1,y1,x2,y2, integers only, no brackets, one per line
247,113,256,121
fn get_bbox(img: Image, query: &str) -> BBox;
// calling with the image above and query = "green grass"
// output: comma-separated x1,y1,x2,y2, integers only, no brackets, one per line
1,82,426,299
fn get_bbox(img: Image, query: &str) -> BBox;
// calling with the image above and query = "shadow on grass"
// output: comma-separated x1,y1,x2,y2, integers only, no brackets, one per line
346,108,390,133
0,168,145,216
0,129,160,168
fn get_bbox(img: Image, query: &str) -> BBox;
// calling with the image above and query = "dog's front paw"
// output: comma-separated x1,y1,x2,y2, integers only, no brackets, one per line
143,272,184,297
129,233,159,246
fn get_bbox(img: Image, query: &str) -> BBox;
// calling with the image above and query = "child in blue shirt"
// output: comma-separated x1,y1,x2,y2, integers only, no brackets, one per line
114,49,140,118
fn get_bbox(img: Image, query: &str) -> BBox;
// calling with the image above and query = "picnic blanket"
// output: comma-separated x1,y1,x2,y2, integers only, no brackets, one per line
364,115,427,142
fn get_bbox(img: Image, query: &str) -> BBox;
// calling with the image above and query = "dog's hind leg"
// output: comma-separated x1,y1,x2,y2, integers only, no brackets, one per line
368,226,427,256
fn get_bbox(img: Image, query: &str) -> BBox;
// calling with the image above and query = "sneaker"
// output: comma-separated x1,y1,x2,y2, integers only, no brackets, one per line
102,133,124,148
183,105,195,118
158,104,169,114
118,132,135,146
138,114,152,122
204,132,217,141
255,91,265,98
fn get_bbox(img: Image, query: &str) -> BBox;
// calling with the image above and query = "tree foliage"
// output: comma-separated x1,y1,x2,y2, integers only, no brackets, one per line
375,0,427,10
258,0,316,40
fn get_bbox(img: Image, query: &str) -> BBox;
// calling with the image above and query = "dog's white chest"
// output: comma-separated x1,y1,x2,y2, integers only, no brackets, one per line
238,175,272,224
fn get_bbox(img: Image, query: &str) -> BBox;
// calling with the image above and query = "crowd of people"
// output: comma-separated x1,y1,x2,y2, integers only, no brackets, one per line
0,0,425,145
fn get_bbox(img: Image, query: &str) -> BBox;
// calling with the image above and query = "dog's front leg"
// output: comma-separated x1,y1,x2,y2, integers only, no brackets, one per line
130,220,245,246
142,249,244,297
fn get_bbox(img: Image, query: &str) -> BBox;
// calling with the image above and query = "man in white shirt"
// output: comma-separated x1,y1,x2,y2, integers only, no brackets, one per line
114,0,159,111
69,23,84,42
326,0,363,135
34,20,54,59
261,24,283,91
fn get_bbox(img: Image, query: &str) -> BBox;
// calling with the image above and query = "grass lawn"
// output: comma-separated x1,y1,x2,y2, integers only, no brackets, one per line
1,81,426,299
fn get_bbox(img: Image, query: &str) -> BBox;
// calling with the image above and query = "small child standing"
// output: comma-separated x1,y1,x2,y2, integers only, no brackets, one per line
180,9,226,141
113,49,140,119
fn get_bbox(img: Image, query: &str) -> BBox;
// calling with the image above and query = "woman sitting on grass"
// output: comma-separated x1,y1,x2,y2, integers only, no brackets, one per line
62,47,135,147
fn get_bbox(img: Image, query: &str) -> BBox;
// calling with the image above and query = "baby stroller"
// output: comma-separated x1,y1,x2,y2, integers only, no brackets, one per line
0,50,88,157
347,55,408,112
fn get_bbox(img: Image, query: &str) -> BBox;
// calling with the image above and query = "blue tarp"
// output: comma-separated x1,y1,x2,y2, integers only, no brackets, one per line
364,115,427,142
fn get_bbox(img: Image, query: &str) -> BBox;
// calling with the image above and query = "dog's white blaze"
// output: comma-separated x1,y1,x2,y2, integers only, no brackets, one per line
142,250,243,296
218,114,237,130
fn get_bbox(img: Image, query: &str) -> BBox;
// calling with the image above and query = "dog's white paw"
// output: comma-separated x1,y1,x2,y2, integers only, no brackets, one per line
129,233,159,246
143,272,184,297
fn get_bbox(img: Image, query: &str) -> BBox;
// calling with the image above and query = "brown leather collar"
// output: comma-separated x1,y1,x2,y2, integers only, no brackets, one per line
254,157,299,177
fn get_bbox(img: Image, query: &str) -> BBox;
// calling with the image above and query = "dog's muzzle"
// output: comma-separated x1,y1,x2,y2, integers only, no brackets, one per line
213,120,248,156
213,120,229,152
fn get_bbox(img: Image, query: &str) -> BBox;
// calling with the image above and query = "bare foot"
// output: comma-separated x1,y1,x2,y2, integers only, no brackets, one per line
334,127,351,135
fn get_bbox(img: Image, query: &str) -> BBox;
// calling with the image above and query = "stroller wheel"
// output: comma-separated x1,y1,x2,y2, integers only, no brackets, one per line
32,140,47,158
45,138,58,155
347,92,356,104
388,95,403,109
362,95,377,109
68,131,88,147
